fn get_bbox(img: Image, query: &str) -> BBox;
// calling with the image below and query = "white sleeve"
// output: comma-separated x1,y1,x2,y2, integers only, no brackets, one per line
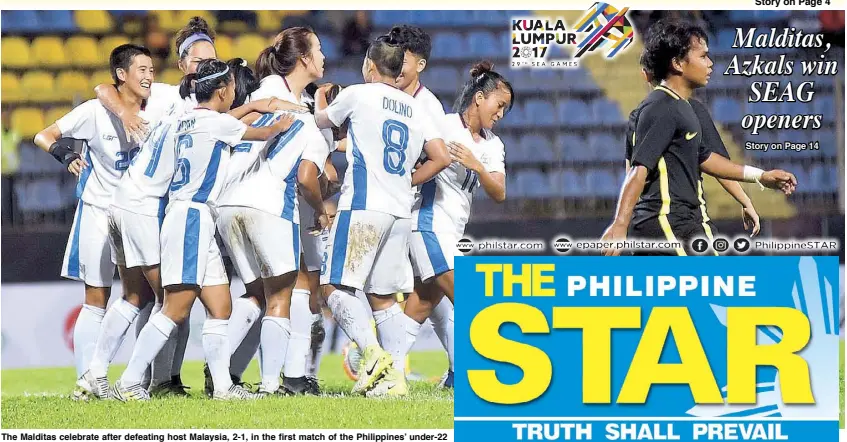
325,85,358,127
301,130,330,175
215,114,248,147
421,114,442,143
485,138,506,175
56,101,97,141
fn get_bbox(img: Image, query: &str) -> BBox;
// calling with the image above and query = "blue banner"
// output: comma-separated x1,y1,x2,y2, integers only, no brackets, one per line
454,256,840,442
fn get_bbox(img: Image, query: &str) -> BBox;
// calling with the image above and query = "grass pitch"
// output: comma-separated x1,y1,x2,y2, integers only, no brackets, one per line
1,351,452,429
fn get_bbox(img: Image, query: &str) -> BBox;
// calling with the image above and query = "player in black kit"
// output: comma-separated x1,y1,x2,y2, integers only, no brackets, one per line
602,20,797,256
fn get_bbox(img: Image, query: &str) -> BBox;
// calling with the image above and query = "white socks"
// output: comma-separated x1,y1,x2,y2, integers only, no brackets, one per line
73,304,105,379
326,289,378,350
284,289,312,379
260,316,291,391
88,298,139,378
149,303,175,387
203,319,232,393
373,303,415,373
430,298,455,371
121,312,175,385
228,298,261,354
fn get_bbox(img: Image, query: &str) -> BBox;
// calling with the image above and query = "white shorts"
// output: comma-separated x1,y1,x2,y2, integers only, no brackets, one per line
160,203,228,288
394,218,414,293
217,206,300,284
61,200,115,287
107,206,162,268
320,209,410,295
410,230,458,282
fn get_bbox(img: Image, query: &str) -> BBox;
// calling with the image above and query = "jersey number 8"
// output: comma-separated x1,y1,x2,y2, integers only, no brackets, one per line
382,119,409,176
170,134,194,191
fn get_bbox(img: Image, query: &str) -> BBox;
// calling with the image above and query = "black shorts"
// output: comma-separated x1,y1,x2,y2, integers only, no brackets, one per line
629,216,719,256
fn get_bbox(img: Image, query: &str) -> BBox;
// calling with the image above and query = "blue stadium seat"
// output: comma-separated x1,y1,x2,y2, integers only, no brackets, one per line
807,165,826,193
817,130,837,157
39,11,77,32
516,170,548,197
556,134,592,161
711,97,742,124
589,169,619,197
521,134,555,162
506,173,522,196
746,101,778,115
321,37,339,61
526,99,557,127
425,66,460,95
467,31,501,58
560,168,587,198
558,99,591,127
590,134,620,161
372,11,410,27
591,98,623,124
814,94,835,121
508,69,535,93
755,11,791,22
18,144,63,173
15,178,65,213
432,32,466,60
331,67,362,87
780,100,813,116
499,102,523,128
528,69,561,93
716,29,738,52
2,11,40,33
566,68,600,93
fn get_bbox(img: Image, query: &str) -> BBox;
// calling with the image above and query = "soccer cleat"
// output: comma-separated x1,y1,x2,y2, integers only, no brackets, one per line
438,370,454,389
282,376,320,395
366,368,408,398
351,345,392,395
71,386,92,402
341,342,362,381
149,379,190,397
77,370,110,400
214,383,261,400
111,380,151,401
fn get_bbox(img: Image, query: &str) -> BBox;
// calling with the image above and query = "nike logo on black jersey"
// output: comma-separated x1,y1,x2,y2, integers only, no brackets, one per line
685,132,698,140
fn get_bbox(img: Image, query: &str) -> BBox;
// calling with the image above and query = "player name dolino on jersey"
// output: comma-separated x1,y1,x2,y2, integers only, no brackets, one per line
384,97,413,118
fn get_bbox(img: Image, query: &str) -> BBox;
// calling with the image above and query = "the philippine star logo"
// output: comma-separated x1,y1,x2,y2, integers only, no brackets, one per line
511,3,635,69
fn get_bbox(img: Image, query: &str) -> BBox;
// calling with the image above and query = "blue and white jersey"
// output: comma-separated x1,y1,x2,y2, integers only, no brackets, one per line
111,115,179,217
168,108,246,209
413,83,447,121
326,82,441,219
412,113,505,235
56,99,142,209
145,83,197,123
218,75,329,223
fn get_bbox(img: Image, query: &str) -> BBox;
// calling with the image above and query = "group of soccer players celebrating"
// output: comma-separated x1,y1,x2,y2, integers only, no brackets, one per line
34,14,799,403
35,16,510,401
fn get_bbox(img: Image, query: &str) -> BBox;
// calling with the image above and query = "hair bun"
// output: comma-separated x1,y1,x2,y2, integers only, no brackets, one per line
189,16,211,33
469,61,493,78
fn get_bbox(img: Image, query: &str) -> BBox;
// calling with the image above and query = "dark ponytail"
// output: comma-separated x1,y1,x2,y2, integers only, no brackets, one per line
256,26,315,79
453,61,515,114
228,57,259,109
174,16,216,60
179,59,233,103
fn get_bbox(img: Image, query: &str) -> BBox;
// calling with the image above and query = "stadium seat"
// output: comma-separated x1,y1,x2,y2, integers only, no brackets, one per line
234,34,267,64
160,68,183,87
150,10,179,32
2,72,23,103
11,108,46,138
590,169,619,197
528,69,561,93
711,97,742,124
257,11,282,32
39,10,77,33
590,134,620,161
31,36,68,68
20,71,56,103
56,71,91,101
780,100,813,116
525,99,557,127
322,37,340,62
521,134,555,162
467,31,500,58
591,98,623,124
331,67,363,87
557,99,591,127
818,130,837,157
507,69,534,93
431,32,466,60
210,35,233,62
814,94,835,121
15,178,66,213
18,144,59,174
65,36,101,68
89,69,114,91
75,10,114,33
372,11,410,27
560,168,587,198
1,11,40,33
424,66,460,95
44,106,72,126
1,37,32,69
745,100,778,115
99,35,132,60
556,134,592,162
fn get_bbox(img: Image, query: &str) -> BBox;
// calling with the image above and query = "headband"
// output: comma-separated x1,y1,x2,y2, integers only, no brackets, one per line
178,33,213,58
197,65,229,83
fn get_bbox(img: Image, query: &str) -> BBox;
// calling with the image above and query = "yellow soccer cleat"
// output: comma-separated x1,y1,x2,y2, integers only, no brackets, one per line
352,345,392,395
366,367,408,398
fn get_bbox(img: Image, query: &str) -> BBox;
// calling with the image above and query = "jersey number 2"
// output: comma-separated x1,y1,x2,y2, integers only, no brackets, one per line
170,134,194,191
115,147,140,171
382,119,409,176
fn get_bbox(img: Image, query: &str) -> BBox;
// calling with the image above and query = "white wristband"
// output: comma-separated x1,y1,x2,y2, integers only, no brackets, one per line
743,166,764,183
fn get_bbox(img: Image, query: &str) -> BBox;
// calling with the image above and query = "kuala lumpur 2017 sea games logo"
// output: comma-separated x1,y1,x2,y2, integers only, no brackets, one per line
511,2,635,69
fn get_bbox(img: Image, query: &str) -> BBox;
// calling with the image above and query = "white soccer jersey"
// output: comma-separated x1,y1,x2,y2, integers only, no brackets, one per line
412,113,505,235
56,99,141,209
168,109,246,208
219,75,330,223
326,83,441,219
112,115,179,217
145,83,197,123
413,84,447,120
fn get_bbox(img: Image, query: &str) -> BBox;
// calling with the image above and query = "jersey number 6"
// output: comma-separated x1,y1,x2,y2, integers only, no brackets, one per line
170,134,194,191
382,119,409,176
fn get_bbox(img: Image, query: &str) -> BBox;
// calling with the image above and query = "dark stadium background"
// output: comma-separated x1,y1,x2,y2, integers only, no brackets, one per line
1,10,844,283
